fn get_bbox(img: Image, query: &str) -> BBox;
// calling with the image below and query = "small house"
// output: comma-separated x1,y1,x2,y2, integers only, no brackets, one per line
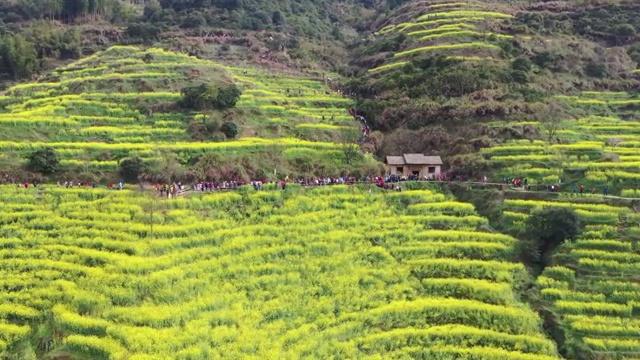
385,154,443,179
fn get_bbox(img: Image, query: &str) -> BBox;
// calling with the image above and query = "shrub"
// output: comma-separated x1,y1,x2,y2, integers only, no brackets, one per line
180,83,242,111
220,121,238,139
521,207,581,269
119,157,145,183
28,147,59,175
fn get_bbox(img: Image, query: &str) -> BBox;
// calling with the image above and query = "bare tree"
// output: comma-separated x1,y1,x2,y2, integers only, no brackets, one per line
535,102,566,144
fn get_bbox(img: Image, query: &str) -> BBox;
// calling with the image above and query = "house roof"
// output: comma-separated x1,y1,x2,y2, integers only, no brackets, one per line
386,154,443,165
385,156,405,165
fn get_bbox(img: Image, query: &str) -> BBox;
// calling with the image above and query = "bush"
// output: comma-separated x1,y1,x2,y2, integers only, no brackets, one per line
125,23,162,43
215,85,242,109
28,147,59,175
220,121,238,139
180,83,242,111
520,207,581,269
585,61,608,78
119,157,145,183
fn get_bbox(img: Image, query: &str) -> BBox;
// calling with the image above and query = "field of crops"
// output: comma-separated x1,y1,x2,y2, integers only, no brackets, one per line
0,46,357,175
501,196,640,357
369,1,515,73
481,92,640,189
0,185,560,359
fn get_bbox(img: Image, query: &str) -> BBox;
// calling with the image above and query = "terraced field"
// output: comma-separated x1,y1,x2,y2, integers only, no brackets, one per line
482,91,640,190
501,196,640,357
369,1,516,73
0,185,560,359
0,46,360,177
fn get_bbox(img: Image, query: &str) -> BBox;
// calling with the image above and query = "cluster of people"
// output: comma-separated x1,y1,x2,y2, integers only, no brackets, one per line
295,177,358,186
108,182,125,190
385,172,458,182
59,181,85,188
155,183,184,198
192,181,242,192
571,184,608,195
349,108,371,143
502,177,528,187
54,181,125,190
13,174,627,200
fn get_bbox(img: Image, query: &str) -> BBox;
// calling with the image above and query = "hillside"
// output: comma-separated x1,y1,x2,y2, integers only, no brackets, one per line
499,193,640,357
342,0,640,170
0,185,563,359
2,1,640,360
0,0,377,82
0,45,379,182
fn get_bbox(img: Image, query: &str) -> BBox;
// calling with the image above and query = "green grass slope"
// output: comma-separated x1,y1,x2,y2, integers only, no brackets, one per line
0,185,560,359
0,45,375,182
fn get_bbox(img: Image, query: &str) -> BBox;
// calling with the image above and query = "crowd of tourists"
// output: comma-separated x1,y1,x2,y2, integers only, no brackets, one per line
348,108,371,143
499,176,613,195
12,172,621,199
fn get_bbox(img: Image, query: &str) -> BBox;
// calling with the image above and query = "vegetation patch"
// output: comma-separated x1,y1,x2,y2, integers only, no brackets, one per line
0,186,562,358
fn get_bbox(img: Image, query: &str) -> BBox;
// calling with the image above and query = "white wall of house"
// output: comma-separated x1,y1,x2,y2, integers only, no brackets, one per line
386,164,441,178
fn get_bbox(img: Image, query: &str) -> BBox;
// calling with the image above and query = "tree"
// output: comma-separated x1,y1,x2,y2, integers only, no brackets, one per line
271,11,284,26
119,156,145,182
28,147,59,174
521,207,581,270
220,121,238,139
0,34,38,79
180,83,241,111
180,83,212,109
338,128,363,165
215,85,242,109
535,102,566,144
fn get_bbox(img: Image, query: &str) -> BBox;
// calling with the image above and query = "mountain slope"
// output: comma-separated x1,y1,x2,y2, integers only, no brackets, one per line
341,0,640,175
0,46,377,182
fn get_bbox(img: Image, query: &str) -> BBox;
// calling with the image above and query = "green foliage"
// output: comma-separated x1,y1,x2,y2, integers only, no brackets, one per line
522,207,581,268
215,85,242,110
28,147,59,175
118,156,145,183
180,83,242,111
220,121,238,139
0,34,38,80
584,62,608,78
126,22,163,43
512,57,532,72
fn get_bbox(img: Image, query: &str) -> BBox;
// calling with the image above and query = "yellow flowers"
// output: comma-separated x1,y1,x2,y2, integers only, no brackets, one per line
416,10,514,21
368,61,409,73
394,42,501,58
0,45,356,172
0,186,558,358
371,3,517,72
